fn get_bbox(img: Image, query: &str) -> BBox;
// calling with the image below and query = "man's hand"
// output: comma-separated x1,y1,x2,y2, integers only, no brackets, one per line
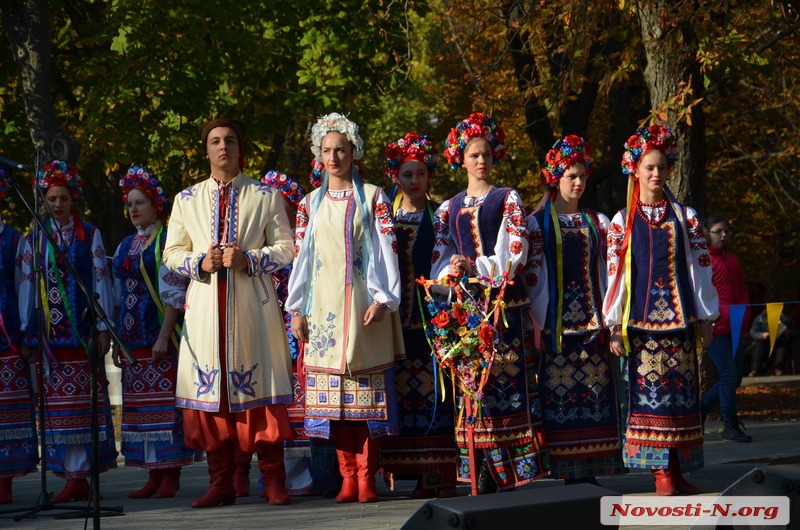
201,243,223,273
222,242,248,271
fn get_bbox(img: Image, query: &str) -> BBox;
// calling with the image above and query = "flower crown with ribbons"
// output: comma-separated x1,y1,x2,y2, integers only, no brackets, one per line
35,160,83,199
262,170,306,208
309,112,364,161
443,112,506,170
384,132,438,183
119,165,167,211
540,134,593,187
621,124,679,177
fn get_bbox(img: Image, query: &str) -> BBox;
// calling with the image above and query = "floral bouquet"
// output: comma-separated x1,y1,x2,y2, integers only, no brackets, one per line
416,269,512,407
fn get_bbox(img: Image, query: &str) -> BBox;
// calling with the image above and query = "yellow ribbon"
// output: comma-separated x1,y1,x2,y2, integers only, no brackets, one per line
138,224,182,352
547,202,565,352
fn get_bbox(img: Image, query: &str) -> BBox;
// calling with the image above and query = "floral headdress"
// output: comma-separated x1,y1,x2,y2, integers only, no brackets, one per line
0,169,10,203
540,134,593,187
384,132,438,183
35,160,83,199
119,165,167,212
309,112,364,161
443,112,506,170
262,170,306,209
621,124,679,177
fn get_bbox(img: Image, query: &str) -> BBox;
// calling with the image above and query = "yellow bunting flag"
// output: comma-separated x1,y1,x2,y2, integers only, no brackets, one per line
765,302,784,357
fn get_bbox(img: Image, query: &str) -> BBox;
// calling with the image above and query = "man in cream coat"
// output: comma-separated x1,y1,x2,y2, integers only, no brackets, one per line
163,118,296,507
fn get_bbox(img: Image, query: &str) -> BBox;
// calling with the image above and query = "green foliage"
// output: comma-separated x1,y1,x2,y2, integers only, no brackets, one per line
2,0,799,302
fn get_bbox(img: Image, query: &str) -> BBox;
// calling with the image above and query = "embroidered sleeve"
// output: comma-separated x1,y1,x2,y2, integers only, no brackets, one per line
285,194,311,312
686,206,719,321
163,191,209,282
159,264,188,310
16,234,34,334
90,227,114,332
523,214,548,329
602,210,627,327
430,199,454,280
241,185,294,277
367,189,400,310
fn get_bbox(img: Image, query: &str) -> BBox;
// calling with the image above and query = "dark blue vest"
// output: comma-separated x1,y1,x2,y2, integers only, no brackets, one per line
395,201,437,328
448,187,526,305
534,207,604,336
113,230,166,349
28,222,100,347
628,204,697,331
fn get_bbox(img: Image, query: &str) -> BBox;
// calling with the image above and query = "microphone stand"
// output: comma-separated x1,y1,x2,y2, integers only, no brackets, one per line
0,163,135,528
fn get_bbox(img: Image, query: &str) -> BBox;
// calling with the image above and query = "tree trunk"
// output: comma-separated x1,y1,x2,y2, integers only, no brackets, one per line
0,0,64,163
636,0,706,212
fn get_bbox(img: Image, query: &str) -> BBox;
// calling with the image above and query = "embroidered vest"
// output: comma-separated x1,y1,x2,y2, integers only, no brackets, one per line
447,187,526,305
43,222,99,347
395,202,436,329
628,205,696,331
534,209,603,337
113,231,165,349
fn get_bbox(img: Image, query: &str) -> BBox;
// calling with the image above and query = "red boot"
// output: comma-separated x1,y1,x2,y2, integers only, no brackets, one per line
233,446,252,497
128,470,162,499
355,425,379,503
653,469,678,496
0,477,12,504
191,443,236,508
669,450,702,495
155,468,181,498
333,424,358,503
258,444,290,505
51,478,91,502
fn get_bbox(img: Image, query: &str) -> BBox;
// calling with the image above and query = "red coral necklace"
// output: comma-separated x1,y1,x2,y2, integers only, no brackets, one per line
636,197,668,225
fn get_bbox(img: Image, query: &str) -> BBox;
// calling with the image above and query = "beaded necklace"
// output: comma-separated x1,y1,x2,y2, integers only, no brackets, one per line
636,196,668,225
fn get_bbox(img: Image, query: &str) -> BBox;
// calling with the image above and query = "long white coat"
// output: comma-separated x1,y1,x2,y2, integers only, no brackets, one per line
163,173,295,412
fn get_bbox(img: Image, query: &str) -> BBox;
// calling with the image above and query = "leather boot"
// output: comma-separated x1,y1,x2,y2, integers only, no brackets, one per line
0,477,12,504
355,424,379,503
51,478,91,502
233,445,252,497
155,468,181,498
257,444,290,505
333,423,358,503
191,443,236,508
128,470,162,499
669,450,702,494
652,469,678,496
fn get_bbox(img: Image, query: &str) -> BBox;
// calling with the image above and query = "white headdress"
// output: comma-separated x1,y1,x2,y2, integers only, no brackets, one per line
310,112,364,161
